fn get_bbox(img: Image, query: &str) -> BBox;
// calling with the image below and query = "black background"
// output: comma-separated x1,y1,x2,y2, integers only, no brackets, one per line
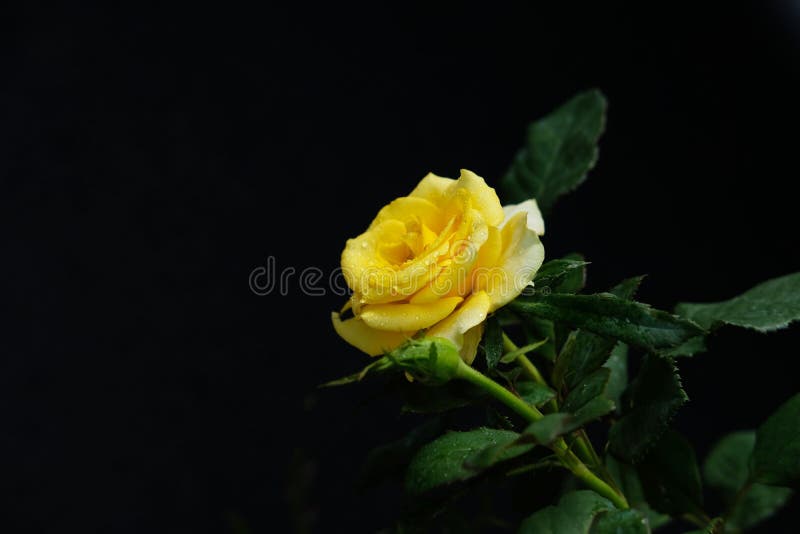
4,2,800,532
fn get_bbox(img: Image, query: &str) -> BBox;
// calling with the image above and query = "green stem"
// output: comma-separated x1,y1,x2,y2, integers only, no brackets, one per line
456,361,544,422
454,360,628,510
503,331,607,474
501,332,547,390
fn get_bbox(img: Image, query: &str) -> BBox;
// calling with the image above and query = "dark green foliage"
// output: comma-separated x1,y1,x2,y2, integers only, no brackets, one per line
752,393,800,488
510,293,705,354
328,90,800,532
676,272,800,332
405,428,531,494
501,90,607,214
608,356,688,462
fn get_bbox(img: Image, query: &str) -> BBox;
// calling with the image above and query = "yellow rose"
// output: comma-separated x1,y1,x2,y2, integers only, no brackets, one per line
332,169,545,363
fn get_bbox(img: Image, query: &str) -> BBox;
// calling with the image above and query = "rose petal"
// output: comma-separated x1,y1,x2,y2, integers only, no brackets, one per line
427,291,491,361
449,169,505,226
368,196,447,233
360,296,463,332
459,323,485,365
331,312,410,356
409,172,455,202
486,211,545,311
502,199,545,236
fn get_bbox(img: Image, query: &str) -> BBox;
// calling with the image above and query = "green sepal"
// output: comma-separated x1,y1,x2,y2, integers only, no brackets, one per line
322,337,463,388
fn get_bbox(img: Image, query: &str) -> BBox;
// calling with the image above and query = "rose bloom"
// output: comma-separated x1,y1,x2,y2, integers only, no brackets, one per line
332,170,545,363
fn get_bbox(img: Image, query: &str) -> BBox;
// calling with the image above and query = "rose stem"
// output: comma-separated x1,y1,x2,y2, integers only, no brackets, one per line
454,360,629,510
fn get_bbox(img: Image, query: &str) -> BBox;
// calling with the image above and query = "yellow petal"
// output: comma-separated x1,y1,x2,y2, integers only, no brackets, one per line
486,211,545,311
342,220,406,276
421,222,438,247
369,196,446,233
360,296,463,332
469,226,502,293
459,323,485,365
361,217,457,304
410,241,479,304
427,291,491,361
331,312,410,356
450,169,504,226
342,218,447,304
409,172,455,202
502,199,545,236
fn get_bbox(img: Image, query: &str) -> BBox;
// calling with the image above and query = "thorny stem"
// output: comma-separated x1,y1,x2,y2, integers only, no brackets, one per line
455,360,629,510
501,331,622,494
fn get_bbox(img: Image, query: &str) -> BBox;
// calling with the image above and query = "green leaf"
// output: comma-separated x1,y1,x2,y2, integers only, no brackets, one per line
562,368,615,424
637,430,704,517
602,343,628,410
550,278,638,412
484,314,503,369
675,272,800,332
606,455,670,529
521,413,575,445
405,428,529,494
518,490,648,534
358,418,444,489
501,89,607,214
520,388,613,446
752,393,800,488
521,316,558,361
500,338,550,364
553,329,616,392
516,381,557,407
703,431,793,531
609,275,645,300
608,356,688,462
728,485,792,531
399,378,485,414
683,517,724,534
534,258,590,294
704,432,755,493
510,293,706,354
589,509,650,534
557,252,589,294
661,335,707,358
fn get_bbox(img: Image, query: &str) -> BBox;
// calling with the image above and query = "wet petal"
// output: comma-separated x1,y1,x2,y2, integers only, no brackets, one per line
369,196,447,232
449,169,504,226
427,291,491,362
486,211,545,311
502,199,545,236
409,172,455,202
360,296,463,331
331,312,410,356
